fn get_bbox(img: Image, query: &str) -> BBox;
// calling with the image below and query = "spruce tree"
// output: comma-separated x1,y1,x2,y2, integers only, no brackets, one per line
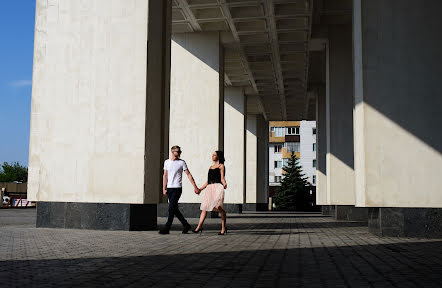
274,153,310,211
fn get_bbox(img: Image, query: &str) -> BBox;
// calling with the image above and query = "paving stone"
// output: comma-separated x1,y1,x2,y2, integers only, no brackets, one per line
0,209,441,287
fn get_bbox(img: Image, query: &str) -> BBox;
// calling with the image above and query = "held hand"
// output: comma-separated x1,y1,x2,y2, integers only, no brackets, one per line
194,187,200,195
223,183,227,189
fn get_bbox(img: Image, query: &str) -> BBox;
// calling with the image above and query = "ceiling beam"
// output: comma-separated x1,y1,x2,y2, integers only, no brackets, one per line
176,0,202,32
265,0,287,120
220,0,259,96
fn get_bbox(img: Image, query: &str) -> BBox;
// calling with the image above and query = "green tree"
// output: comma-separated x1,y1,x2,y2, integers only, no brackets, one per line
0,162,28,183
273,153,310,211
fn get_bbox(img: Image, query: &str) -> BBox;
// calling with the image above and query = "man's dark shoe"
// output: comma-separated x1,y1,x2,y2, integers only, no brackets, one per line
159,227,170,234
182,224,192,234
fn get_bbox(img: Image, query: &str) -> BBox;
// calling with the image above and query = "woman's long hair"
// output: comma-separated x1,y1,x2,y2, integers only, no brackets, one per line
215,151,225,164
215,151,225,175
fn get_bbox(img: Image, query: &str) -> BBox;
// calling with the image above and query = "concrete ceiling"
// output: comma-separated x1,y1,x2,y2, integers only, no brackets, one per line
171,0,351,121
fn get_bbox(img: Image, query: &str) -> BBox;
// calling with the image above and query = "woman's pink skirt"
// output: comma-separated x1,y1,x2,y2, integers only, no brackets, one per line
200,183,224,211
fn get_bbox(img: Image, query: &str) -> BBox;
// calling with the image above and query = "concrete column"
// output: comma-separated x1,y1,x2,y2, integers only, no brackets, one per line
316,88,327,207
326,24,367,221
29,0,170,230
326,24,355,206
223,87,245,213
167,32,224,217
245,114,269,211
354,1,442,237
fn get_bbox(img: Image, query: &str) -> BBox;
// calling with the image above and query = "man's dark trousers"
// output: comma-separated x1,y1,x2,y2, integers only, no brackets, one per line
165,188,189,228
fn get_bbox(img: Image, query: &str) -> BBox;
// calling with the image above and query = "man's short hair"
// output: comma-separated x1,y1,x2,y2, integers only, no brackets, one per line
171,145,181,152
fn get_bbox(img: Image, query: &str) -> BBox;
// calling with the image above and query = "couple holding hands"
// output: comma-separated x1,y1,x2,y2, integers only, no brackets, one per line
159,145,228,235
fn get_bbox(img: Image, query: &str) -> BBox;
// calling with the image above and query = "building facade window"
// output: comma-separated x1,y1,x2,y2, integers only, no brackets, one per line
274,145,282,153
274,161,282,168
287,127,300,135
313,159,317,168
312,175,316,184
285,142,300,153
283,158,289,167
275,176,282,183
312,128,317,135
271,127,285,137
313,143,316,152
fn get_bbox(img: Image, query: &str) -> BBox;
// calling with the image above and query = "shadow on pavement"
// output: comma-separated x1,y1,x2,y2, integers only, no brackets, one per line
0,241,441,287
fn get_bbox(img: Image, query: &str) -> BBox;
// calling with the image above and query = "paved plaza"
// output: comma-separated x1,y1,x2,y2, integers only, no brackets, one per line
0,209,441,287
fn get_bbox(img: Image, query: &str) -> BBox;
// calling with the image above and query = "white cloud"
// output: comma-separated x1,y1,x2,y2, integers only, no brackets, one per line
10,80,32,87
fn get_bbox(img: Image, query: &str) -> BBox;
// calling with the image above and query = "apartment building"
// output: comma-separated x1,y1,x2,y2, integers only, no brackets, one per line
269,121,316,196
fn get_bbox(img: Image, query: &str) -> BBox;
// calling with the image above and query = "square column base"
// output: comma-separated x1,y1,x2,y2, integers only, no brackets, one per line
369,208,442,238
36,202,157,231
334,205,368,221
321,205,336,216
243,203,268,212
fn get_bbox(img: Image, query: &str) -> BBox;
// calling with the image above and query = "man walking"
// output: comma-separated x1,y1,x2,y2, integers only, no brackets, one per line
159,145,199,234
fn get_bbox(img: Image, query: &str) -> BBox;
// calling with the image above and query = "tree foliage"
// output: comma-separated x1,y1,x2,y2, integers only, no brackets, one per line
0,162,28,183
273,153,310,211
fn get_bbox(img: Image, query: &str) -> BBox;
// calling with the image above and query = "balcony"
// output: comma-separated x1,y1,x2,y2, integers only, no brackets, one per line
269,131,285,143
282,147,300,159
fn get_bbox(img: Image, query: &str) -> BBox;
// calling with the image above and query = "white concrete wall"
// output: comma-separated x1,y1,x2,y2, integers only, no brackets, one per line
326,24,355,205
169,32,222,203
269,144,283,185
300,121,316,186
353,0,442,207
224,87,245,204
28,0,149,203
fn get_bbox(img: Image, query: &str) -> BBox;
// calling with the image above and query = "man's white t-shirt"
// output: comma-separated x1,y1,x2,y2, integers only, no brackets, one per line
164,159,188,188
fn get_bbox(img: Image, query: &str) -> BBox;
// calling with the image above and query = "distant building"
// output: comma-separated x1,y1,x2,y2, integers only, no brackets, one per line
269,121,316,197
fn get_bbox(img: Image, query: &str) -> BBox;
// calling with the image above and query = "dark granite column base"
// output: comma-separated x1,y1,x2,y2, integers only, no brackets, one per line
36,202,157,231
242,203,268,212
334,205,368,221
369,208,442,238
321,205,335,216
157,203,243,218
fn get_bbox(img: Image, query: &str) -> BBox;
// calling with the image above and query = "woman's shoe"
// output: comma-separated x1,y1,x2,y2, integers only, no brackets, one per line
192,227,203,234
218,228,228,235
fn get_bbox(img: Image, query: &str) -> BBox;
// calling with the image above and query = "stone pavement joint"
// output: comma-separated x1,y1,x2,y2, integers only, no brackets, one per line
0,209,441,287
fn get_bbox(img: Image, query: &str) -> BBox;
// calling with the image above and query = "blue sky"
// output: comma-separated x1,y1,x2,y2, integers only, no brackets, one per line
0,1,36,167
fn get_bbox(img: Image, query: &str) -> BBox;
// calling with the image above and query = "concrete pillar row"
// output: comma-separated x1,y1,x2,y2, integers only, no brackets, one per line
353,0,442,237
164,32,245,217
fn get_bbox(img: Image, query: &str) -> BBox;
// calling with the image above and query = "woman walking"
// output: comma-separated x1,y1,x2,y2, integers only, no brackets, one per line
193,151,228,235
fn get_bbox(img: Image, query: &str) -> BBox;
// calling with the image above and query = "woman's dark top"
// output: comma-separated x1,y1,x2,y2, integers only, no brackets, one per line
208,167,222,184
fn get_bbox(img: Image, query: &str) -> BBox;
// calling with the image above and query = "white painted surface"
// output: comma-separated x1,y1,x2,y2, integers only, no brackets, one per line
300,121,316,186
28,0,149,203
169,32,221,203
269,144,283,186
353,0,442,207
355,105,442,207
224,87,245,203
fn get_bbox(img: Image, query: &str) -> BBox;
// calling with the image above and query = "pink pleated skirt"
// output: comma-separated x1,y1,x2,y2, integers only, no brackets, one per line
200,183,225,211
